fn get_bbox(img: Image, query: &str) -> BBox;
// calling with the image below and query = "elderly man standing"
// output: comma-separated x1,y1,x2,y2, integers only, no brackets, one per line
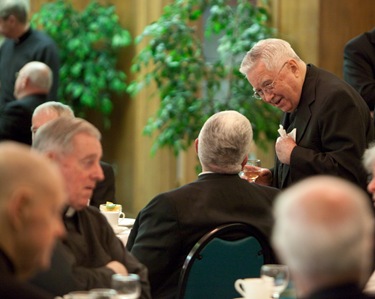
240,38,373,190
0,61,52,145
0,0,59,107
127,110,279,299
32,117,151,299
272,175,375,299
0,142,66,299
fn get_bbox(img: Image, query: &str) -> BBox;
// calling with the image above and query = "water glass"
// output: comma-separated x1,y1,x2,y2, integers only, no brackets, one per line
111,273,141,299
88,288,117,299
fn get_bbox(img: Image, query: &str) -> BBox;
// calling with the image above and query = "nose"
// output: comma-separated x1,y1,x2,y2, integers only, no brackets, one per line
94,162,105,182
262,91,274,103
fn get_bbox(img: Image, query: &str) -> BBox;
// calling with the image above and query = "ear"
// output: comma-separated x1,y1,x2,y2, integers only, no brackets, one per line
288,59,300,77
194,138,199,154
6,188,33,232
46,151,59,162
241,155,248,169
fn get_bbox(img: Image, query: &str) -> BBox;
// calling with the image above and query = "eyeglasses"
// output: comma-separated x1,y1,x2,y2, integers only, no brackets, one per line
253,61,288,100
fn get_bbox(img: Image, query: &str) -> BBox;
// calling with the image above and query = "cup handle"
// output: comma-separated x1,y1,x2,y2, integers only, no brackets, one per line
234,279,246,297
119,212,125,218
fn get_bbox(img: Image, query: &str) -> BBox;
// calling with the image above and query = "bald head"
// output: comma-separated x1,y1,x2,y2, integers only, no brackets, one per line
14,61,53,99
272,176,374,296
31,101,75,141
0,142,66,279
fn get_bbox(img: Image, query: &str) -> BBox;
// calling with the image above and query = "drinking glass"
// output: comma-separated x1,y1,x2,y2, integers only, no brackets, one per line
111,273,141,299
260,264,289,299
241,159,262,182
88,288,117,299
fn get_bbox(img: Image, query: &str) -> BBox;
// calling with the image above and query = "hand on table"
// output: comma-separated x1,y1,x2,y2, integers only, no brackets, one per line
106,260,128,275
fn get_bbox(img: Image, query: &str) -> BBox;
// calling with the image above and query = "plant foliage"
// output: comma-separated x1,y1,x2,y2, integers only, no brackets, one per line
128,0,281,156
32,0,132,125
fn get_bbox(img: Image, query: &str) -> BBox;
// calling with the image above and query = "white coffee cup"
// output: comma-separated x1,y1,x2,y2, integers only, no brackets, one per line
234,278,270,299
100,203,122,212
101,210,125,227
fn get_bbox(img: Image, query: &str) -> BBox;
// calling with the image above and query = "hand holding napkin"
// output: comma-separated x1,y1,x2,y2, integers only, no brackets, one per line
277,124,296,141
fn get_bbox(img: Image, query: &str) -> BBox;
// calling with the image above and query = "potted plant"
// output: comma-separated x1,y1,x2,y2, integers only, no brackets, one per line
31,0,132,126
128,0,281,156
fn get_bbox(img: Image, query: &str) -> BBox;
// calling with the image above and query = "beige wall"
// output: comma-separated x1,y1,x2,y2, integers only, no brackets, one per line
30,0,375,217
272,0,375,77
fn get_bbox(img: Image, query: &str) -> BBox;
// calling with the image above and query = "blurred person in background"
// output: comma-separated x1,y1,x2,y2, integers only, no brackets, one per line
0,141,66,299
344,27,375,121
272,176,375,299
0,61,52,145
0,0,59,108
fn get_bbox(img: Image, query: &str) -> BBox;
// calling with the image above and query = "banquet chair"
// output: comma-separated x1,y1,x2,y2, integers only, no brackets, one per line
176,223,276,299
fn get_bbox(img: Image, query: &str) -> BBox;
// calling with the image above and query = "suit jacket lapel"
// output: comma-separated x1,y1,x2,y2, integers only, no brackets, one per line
294,64,317,144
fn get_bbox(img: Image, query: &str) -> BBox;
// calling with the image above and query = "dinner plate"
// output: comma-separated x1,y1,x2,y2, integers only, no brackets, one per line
118,217,135,227
112,225,128,235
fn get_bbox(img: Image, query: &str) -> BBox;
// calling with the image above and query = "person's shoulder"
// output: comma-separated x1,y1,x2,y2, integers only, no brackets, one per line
248,183,280,197
29,28,57,46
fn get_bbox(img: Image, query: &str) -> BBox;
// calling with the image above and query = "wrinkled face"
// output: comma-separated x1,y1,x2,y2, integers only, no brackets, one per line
31,110,60,142
19,175,66,275
55,133,104,210
246,61,301,113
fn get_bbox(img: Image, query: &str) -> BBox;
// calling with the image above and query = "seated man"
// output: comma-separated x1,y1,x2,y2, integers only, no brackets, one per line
127,110,279,299
272,175,375,299
0,142,66,299
31,101,116,208
0,61,52,145
32,117,151,299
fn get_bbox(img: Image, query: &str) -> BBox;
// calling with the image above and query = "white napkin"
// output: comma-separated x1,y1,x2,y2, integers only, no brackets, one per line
277,124,296,141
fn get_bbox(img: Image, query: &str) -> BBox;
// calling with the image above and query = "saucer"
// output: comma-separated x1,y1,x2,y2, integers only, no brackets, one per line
118,218,135,227
112,225,128,234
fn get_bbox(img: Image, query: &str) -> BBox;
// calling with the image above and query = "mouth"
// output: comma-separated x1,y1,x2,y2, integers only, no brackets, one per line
272,97,283,106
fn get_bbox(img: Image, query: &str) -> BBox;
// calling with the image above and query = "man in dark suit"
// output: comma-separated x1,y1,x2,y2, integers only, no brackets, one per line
0,61,52,145
272,176,375,299
127,110,279,299
0,0,59,109
344,27,375,117
239,38,373,191
31,101,117,208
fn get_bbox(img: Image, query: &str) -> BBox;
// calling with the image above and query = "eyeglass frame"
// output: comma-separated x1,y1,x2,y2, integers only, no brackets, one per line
253,61,289,100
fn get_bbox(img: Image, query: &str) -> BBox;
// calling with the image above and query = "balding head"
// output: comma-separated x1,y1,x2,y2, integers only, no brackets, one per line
14,61,53,99
0,142,66,279
31,101,75,141
272,176,374,296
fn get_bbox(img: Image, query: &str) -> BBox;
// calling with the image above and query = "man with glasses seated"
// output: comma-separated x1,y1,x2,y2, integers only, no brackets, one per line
239,38,373,191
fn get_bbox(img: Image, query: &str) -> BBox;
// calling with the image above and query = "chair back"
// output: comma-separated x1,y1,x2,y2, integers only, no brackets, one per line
176,223,275,299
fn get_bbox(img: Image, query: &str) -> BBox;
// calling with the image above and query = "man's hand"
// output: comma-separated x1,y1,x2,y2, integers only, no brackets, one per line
275,136,296,165
106,261,128,275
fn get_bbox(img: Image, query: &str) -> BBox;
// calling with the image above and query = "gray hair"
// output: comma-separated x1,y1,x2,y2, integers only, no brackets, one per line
33,101,75,118
272,176,374,285
19,61,53,91
32,117,101,155
0,0,29,23
197,110,252,174
239,38,301,75
363,142,375,173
